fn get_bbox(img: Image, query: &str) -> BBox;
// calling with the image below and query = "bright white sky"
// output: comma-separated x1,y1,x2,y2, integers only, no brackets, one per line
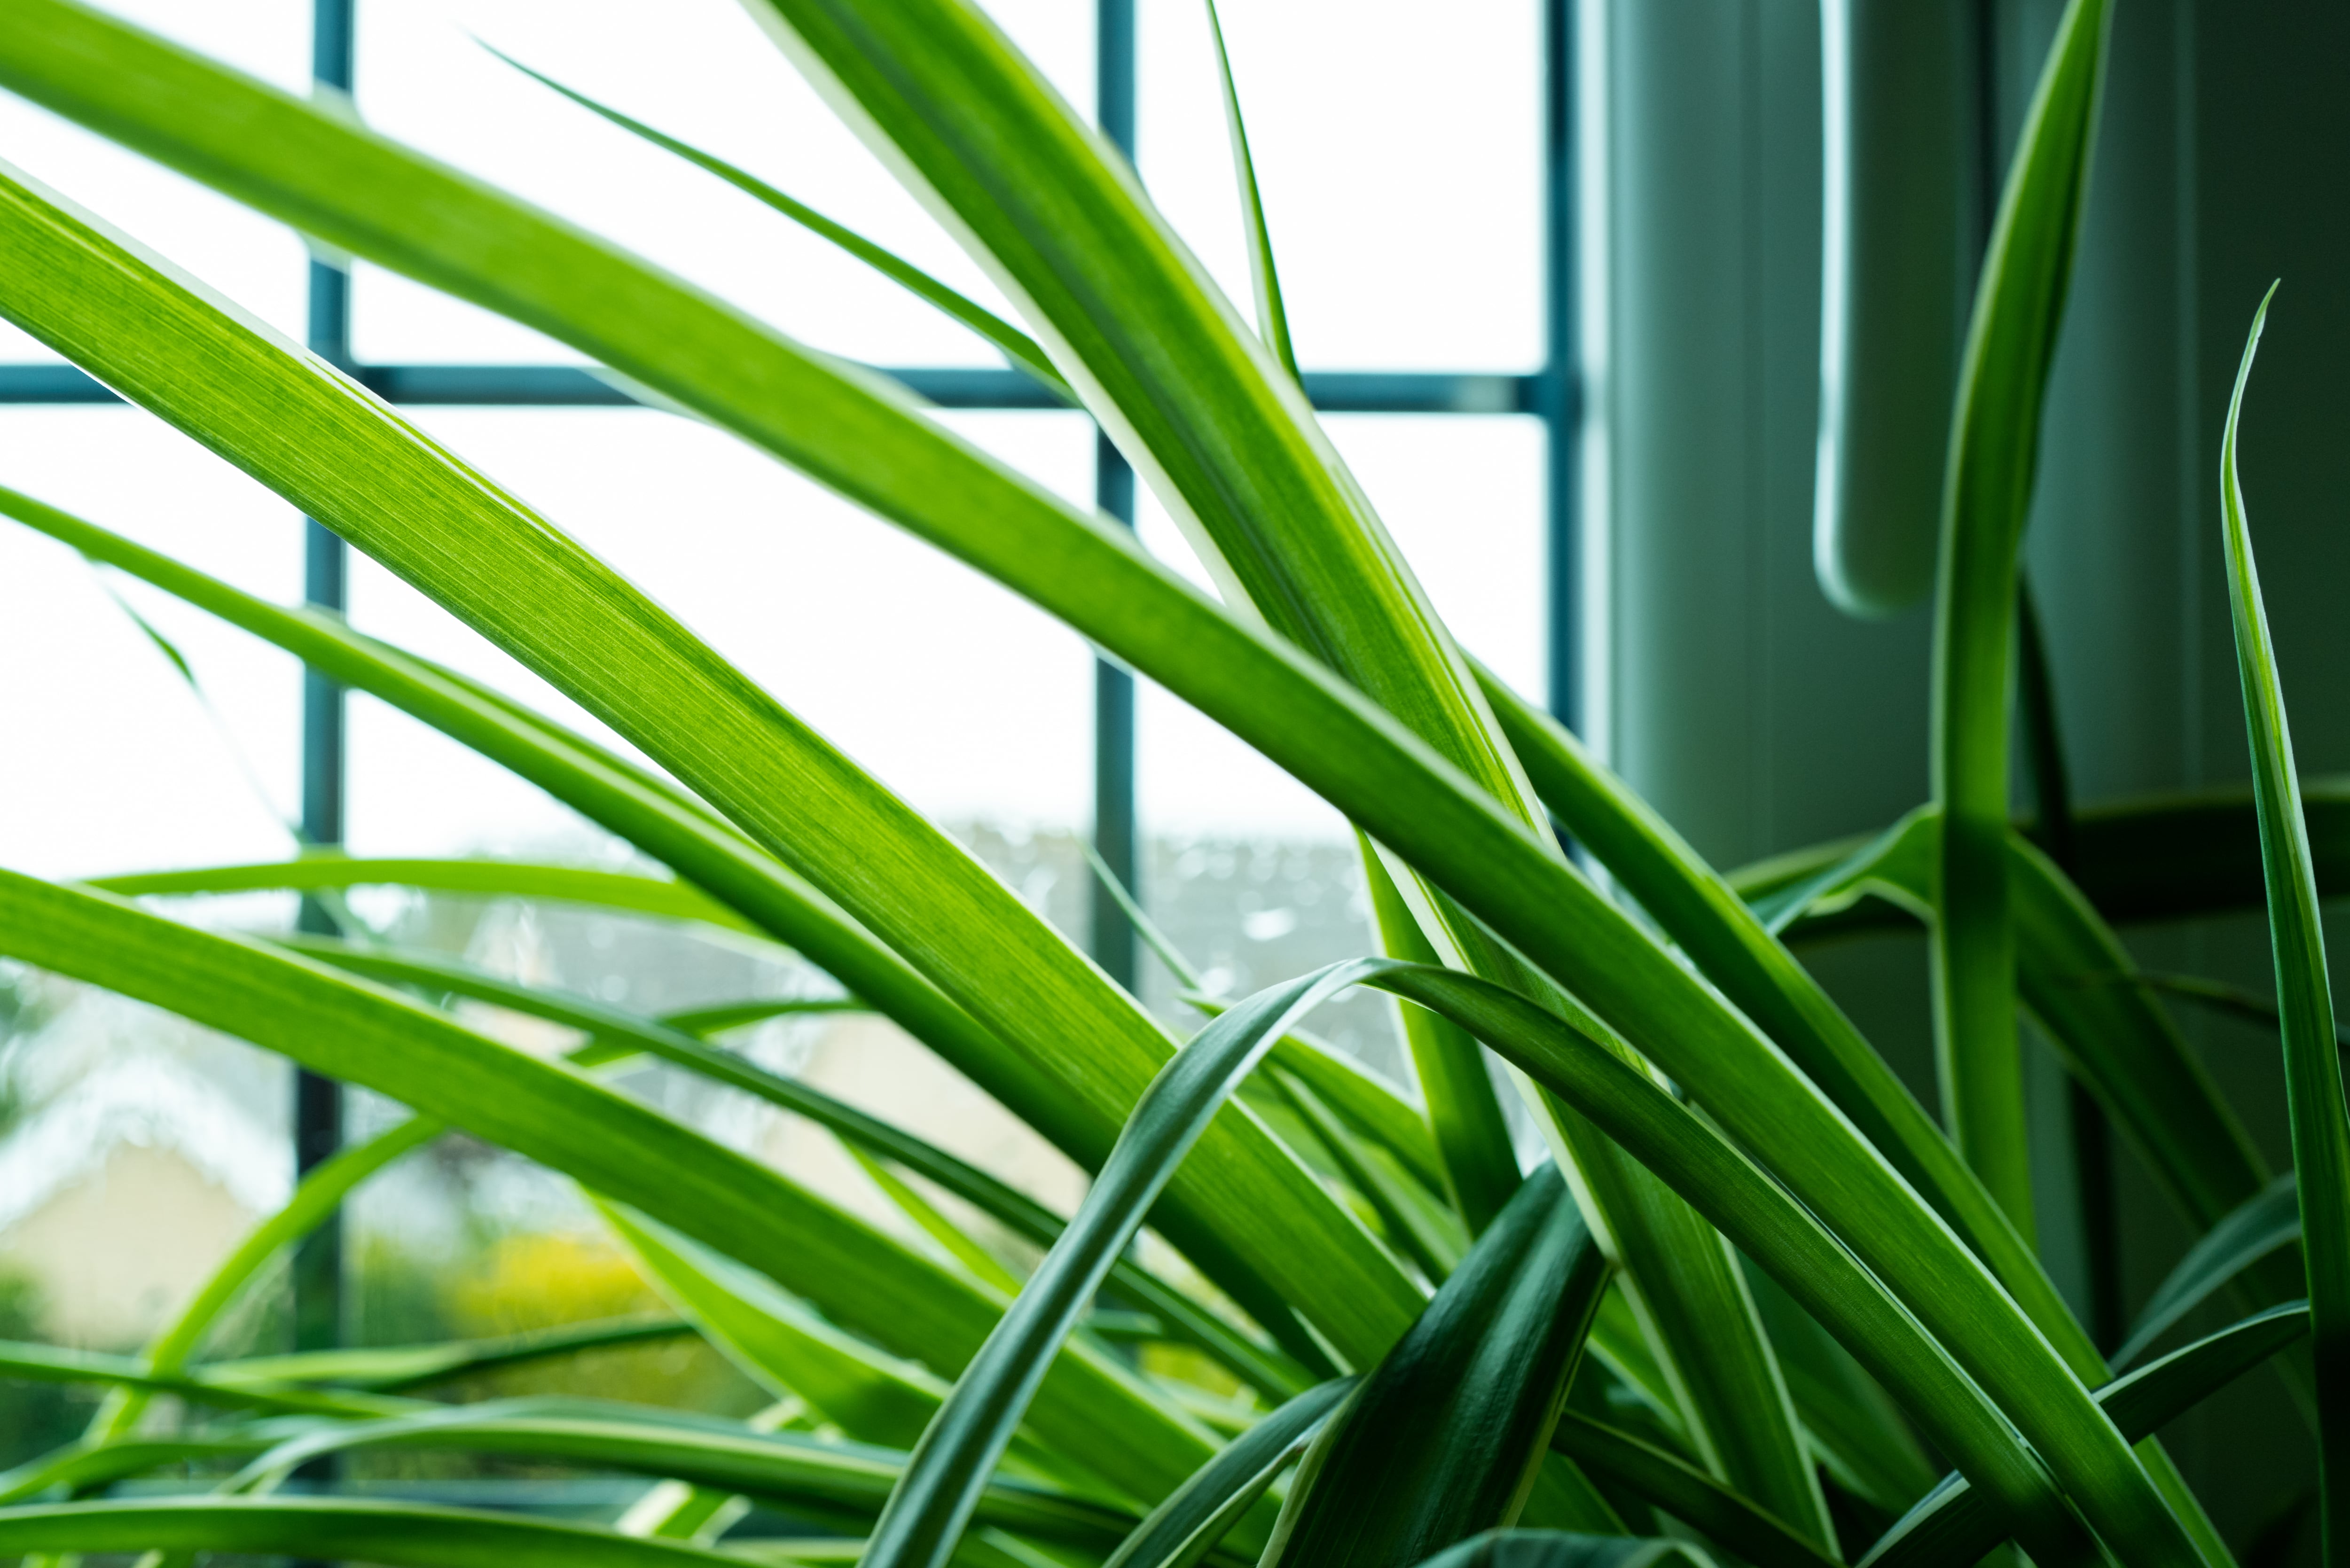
0,0,1546,880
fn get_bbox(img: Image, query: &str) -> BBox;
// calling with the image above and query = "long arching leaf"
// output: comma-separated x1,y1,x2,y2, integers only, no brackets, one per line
1259,1164,1608,1568
1102,1378,1357,1568
1863,1302,2311,1568
0,873,1220,1503
2118,1176,2301,1370
1739,783,2350,937
1929,0,2110,1237
92,856,758,937
863,960,1386,1568
1477,678,2068,1366
287,936,1303,1397
0,486,1095,1197
1200,0,1292,377
213,1317,698,1393
1549,1413,1837,1568
1342,963,2090,1565
1360,840,1520,1235
597,1200,950,1450
0,1340,402,1421
0,1498,775,1568
0,20,2206,1551
233,1402,1142,1548
484,46,1072,402
1409,1531,1705,1568
0,149,1401,1379
2217,285,2350,1544
85,1111,442,1440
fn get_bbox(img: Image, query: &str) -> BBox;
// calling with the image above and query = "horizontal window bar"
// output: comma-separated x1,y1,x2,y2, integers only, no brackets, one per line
0,361,1556,415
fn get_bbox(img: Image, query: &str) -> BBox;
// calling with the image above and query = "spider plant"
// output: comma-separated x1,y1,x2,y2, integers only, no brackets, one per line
0,0,2332,1562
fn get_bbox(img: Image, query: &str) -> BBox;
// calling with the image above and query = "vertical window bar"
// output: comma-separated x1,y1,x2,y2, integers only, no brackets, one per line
1541,0,1580,733
1089,0,1141,991
293,0,355,1365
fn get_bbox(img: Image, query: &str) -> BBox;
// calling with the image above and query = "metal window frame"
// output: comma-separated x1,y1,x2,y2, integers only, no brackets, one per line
0,0,1579,1350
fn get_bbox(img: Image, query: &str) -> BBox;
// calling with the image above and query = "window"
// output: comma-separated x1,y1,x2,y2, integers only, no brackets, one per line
0,0,1572,1392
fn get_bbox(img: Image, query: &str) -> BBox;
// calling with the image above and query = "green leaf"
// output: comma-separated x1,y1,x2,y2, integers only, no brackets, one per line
1927,0,2111,1235
0,149,1397,1380
1408,1533,1705,1568
1360,839,1520,1234
0,1498,775,1568
0,1339,402,1421
483,45,1073,403
616,1401,802,1545
1549,1413,1838,1568
1260,1164,1608,1568
1537,1084,1832,1551
733,0,1539,826
234,1401,1141,1549
2123,971,2350,1049
2217,283,2350,1541
0,31,2196,1553
2117,1176,2300,1370
1741,782,2350,938
1273,1068,1465,1280
1102,1378,1357,1568
99,578,196,687
287,936,1303,1398
1765,805,2297,1323
1175,986,1450,1203
91,855,760,937
1745,811,2285,1552
82,1111,441,1441
598,1202,951,1451
208,1316,697,1393
1089,822,1450,1207
1479,677,2099,1400
1581,1289,1687,1454
0,873,1220,1505
865,960,1387,1568
1862,1302,2311,1568
2009,838,2278,1236
1741,1265,1939,1514
846,1139,1029,1295
660,997,872,1033
1754,810,2287,1277
0,1437,268,1506
0,485,1095,1182
1200,0,1293,377
1348,963,2099,1568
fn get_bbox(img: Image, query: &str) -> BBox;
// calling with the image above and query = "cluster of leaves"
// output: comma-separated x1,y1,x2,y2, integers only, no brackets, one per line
0,0,2334,1564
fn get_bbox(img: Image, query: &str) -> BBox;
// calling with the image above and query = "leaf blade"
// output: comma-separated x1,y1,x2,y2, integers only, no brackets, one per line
2217,284,2350,1541
1261,1165,1610,1568
0,872,1221,1503
1928,0,2111,1234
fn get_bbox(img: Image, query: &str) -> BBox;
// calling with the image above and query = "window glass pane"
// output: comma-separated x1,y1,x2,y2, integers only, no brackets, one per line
351,0,1089,367
1134,415,1546,1079
1137,0,1543,371
343,406,1097,866
328,403,1099,1357
0,1,308,362
0,408,305,881
0,403,302,1363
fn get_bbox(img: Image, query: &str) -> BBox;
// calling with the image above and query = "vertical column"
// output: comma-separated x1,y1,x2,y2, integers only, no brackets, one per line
1088,0,1140,991
1541,0,1579,732
293,0,354,1361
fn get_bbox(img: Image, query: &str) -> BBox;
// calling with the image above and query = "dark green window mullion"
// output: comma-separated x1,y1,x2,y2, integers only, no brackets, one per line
292,0,353,1366
1541,0,1580,735
1088,0,1141,991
